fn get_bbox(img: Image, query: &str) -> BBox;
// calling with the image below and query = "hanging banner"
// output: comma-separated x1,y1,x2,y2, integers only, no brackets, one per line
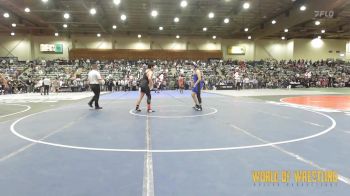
40,44,63,53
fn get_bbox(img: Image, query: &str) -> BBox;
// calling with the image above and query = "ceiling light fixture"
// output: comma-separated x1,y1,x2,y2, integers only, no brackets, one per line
55,33,59,36
180,0,188,8
300,5,306,11
121,14,127,21
112,25,117,29
176,35,180,39
284,28,288,32
12,23,16,27
243,2,250,9
224,18,230,24
159,26,163,30
244,28,249,32
3,13,9,18
248,35,252,40
281,36,285,40
63,13,70,19
90,8,96,15
113,0,121,5
272,20,276,24
208,12,214,19
42,0,48,3
151,10,158,17
24,8,31,13
11,32,15,36
212,35,216,39
174,17,179,23
311,37,323,48
138,34,142,38
63,24,68,28
203,27,207,31
321,29,325,34
315,21,320,25
97,33,101,37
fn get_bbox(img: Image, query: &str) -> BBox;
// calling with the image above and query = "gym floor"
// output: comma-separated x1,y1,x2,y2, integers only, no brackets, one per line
0,89,349,196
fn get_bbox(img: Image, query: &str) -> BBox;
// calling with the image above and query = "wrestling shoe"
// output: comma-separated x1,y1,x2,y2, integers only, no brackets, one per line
147,109,155,113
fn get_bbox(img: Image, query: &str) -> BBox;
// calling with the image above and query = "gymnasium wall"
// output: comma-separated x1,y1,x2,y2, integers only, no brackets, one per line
73,36,112,49
347,41,350,59
0,35,31,60
69,49,223,60
254,40,294,61
221,39,255,61
0,33,348,61
293,39,347,61
151,38,187,50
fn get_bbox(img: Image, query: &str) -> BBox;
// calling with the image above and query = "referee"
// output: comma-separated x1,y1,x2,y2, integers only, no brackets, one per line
88,64,103,109
43,76,51,95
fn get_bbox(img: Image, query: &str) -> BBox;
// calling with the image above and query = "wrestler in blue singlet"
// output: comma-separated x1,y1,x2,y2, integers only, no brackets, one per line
192,67,203,111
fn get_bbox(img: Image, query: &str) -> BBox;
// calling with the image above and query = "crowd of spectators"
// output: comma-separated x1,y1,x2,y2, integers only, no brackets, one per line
1,58,350,95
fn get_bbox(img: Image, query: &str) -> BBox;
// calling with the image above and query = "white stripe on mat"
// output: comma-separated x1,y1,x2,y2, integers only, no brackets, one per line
143,115,155,196
0,104,31,118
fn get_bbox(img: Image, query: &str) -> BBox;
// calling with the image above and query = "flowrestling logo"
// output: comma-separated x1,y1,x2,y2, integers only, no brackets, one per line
314,10,334,18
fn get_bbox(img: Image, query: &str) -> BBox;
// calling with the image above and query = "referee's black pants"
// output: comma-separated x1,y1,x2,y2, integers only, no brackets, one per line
44,85,50,95
89,84,100,107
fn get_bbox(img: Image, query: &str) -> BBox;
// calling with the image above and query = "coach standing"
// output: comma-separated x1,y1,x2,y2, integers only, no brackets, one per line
88,64,103,109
